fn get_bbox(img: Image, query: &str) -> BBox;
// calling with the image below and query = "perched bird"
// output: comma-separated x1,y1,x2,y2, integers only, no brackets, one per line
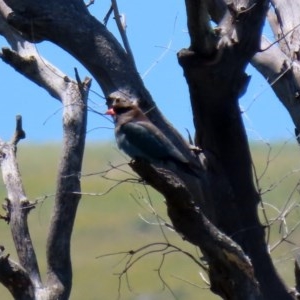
105,98,189,165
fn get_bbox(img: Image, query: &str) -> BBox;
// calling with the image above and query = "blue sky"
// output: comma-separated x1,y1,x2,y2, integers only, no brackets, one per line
0,0,295,143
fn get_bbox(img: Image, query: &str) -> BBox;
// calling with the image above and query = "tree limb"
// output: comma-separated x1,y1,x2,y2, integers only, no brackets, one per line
184,0,217,56
252,2,300,138
0,249,35,300
0,1,271,298
0,116,41,291
45,74,90,299
111,0,136,69
0,3,91,298
131,160,263,299
0,5,71,102
178,1,293,299
0,0,295,299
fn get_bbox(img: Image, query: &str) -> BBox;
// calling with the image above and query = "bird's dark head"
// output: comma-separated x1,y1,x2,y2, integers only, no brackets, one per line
106,98,136,116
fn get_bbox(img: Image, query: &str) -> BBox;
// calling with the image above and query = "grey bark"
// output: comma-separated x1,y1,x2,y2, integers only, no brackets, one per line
0,116,37,300
0,0,298,299
0,2,90,298
252,1,300,141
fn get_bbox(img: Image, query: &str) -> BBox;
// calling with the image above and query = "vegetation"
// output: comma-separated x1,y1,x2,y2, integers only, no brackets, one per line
0,142,299,300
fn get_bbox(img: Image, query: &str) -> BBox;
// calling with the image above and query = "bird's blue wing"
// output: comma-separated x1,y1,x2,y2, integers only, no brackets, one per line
118,121,188,163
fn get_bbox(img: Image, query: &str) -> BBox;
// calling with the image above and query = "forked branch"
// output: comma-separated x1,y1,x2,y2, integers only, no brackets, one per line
0,115,41,296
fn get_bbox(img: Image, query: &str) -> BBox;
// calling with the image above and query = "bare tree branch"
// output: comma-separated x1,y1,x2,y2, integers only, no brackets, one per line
184,0,217,56
0,2,91,298
111,0,136,70
0,249,34,300
178,1,293,299
252,35,300,134
45,74,90,299
131,160,263,300
0,0,298,299
0,106,103,299
98,242,205,299
0,116,41,293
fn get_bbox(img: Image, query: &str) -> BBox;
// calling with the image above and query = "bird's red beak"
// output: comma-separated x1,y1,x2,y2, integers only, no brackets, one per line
105,108,116,116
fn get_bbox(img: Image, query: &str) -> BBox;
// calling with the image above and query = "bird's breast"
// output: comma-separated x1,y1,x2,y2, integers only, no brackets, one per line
115,129,147,159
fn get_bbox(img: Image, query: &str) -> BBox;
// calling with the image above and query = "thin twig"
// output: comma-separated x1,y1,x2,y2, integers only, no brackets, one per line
270,220,300,252
251,152,271,244
10,115,26,146
142,15,177,79
97,241,205,299
86,0,95,8
156,251,179,299
103,5,113,26
259,22,300,52
111,0,137,69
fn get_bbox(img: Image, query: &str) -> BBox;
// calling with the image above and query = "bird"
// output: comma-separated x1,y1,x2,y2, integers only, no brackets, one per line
105,98,190,166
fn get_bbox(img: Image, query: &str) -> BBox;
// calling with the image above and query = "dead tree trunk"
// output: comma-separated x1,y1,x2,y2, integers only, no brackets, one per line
0,0,299,299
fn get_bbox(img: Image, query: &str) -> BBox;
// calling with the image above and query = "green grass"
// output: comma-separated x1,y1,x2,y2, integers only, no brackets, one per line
0,141,300,299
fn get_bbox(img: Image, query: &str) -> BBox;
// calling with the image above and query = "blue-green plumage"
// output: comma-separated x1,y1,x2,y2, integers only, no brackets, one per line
106,99,188,164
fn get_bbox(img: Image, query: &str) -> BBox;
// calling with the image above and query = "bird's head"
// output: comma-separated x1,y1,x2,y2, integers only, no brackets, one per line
105,98,136,116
